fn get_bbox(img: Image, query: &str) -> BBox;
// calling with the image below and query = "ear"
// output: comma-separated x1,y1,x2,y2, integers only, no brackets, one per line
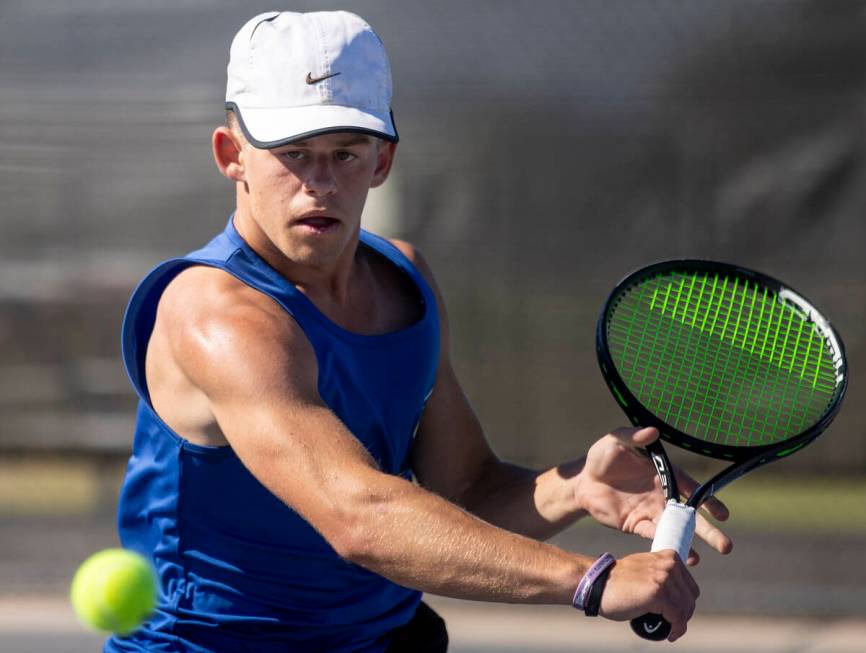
370,141,397,189
212,126,246,182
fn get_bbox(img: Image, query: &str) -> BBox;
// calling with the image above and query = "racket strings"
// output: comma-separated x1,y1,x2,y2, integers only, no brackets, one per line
637,275,835,388
622,275,833,443
607,271,840,448
616,286,824,448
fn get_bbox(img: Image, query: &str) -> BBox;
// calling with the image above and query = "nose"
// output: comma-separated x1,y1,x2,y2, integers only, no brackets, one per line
303,155,337,197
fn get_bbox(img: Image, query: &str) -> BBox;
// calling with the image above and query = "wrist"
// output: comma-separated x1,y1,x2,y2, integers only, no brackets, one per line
566,457,590,518
572,552,616,616
542,457,587,521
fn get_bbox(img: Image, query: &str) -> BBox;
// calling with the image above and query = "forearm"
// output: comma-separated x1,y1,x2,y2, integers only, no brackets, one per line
336,469,700,642
458,457,588,541
338,471,592,604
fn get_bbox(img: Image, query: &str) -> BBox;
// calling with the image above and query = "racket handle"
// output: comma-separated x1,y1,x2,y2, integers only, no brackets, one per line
630,500,696,642
631,614,671,641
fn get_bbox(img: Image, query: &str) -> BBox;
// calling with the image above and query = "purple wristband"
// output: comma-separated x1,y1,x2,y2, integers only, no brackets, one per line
572,553,616,611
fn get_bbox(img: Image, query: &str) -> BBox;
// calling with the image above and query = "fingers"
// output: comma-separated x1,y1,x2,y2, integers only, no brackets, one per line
672,467,734,556
599,550,700,642
633,521,702,566
632,519,657,541
648,550,699,640
677,555,700,598
694,512,734,555
656,553,699,642
609,425,659,447
644,553,696,643
702,496,730,521
630,495,733,559
674,468,730,521
661,606,690,642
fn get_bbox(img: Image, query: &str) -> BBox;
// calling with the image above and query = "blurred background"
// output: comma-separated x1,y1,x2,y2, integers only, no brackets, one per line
1,0,864,651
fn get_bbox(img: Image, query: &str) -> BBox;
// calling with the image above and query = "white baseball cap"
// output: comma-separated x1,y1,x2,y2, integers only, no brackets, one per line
225,11,398,148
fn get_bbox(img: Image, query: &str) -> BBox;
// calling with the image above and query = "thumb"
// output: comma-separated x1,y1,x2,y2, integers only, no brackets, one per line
610,426,659,447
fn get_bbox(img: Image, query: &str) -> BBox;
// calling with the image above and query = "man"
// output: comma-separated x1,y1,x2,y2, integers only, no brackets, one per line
107,11,732,653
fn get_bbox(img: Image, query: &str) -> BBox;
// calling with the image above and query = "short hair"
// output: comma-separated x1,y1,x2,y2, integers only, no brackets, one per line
224,108,249,149
225,108,240,132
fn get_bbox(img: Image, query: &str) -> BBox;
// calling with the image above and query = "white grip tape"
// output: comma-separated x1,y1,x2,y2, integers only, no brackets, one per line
650,500,696,563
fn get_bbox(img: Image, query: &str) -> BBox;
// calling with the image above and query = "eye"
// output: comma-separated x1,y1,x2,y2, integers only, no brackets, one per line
335,151,358,162
282,150,305,161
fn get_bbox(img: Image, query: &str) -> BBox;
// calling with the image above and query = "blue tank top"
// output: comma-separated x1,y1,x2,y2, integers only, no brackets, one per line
105,216,440,653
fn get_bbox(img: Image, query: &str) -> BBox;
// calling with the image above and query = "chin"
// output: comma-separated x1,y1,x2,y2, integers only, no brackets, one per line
284,231,348,266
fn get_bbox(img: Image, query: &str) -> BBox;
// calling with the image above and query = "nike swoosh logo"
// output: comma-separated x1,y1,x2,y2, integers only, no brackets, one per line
643,622,663,634
306,71,341,85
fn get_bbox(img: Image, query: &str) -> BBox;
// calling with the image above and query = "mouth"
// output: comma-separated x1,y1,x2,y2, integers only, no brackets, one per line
294,215,341,234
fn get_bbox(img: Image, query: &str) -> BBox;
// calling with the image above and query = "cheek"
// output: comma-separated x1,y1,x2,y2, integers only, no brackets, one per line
341,161,378,194
247,164,301,201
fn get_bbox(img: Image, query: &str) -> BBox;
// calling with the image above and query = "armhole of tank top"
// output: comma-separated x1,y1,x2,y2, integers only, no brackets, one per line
121,259,233,455
122,257,324,456
359,232,442,431
359,232,437,311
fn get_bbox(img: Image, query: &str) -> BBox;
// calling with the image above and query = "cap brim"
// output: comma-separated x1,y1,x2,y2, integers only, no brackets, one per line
226,102,398,149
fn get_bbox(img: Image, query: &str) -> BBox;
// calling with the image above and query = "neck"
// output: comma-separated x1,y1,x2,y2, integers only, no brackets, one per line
232,205,363,307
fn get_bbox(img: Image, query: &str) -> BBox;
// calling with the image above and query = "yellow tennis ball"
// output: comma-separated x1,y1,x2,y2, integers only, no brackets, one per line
70,548,157,635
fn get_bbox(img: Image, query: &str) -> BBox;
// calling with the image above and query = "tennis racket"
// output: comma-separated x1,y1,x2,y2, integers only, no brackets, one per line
596,260,847,641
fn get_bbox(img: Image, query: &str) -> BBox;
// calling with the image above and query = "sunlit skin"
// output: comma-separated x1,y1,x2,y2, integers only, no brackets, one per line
211,122,397,310
132,120,738,644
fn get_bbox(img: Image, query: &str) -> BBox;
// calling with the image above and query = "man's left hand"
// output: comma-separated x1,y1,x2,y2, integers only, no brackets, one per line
574,426,733,565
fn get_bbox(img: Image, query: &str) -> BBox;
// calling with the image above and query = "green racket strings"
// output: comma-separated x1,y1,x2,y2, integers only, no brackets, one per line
606,271,840,449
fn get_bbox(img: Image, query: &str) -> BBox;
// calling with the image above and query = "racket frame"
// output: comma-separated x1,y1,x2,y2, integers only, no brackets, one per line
596,259,848,507
596,259,848,641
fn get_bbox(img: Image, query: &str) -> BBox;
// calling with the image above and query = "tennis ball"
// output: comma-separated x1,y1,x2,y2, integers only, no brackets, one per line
70,548,157,635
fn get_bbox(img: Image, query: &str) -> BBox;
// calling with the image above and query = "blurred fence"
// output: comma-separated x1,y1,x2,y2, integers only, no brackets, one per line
1,0,865,622
1,1,864,472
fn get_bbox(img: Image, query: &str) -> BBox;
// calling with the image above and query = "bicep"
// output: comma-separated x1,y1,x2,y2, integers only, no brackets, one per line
171,289,384,547
211,379,377,519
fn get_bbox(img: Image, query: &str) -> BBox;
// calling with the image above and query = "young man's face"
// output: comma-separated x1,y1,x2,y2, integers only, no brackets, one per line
236,131,395,268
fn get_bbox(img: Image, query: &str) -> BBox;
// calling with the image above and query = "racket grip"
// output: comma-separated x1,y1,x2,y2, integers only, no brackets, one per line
630,500,696,641
631,613,671,641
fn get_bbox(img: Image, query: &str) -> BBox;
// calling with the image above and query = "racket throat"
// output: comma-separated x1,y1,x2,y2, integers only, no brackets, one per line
647,440,679,501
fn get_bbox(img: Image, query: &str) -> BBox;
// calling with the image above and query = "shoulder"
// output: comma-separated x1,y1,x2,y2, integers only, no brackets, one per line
385,238,436,288
384,238,452,345
156,265,318,397
159,265,286,340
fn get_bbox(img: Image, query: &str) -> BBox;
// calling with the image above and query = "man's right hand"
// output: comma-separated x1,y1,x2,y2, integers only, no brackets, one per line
599,551,699,642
